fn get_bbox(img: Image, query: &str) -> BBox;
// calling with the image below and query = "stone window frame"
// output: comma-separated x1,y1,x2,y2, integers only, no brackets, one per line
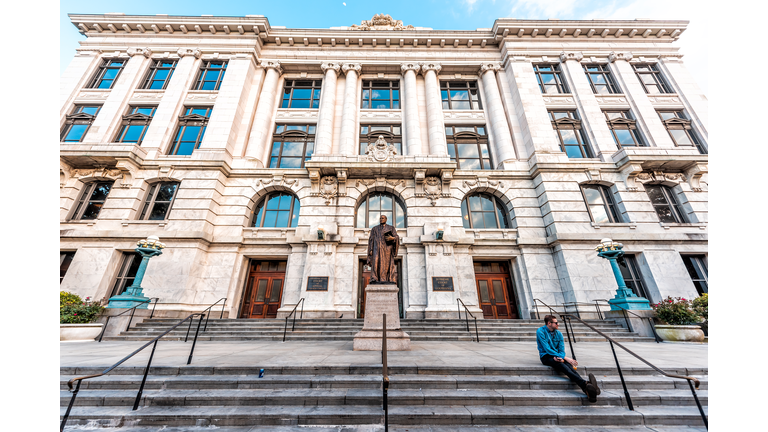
583,64,621,94
440,80,483,110
681,254,708,295
355,192,407,229
580,184,623,224
168,106,213,156
141,59,178,90
657,110,707,154
69,180,114,221
618,254,650,299
191,60,228,91
138,181,180,221
359,124,402,155
60,251,76,284
87,58,127,89
603,110,645,148
644,184,688,223
61,105,102,142
270,124,316,168
281,79,322,109
445,125,493,170
361,80,400,110
548,110,594,158
534,63,570,94
115,106,157,144
632,63,673,94
461,193,510,229
110,251,142,298
251,191,301,228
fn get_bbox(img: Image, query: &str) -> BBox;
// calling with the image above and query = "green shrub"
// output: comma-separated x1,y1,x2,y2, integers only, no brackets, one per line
692,293,708,322
60,291,82,306
60,292,104,324
652,296,702,326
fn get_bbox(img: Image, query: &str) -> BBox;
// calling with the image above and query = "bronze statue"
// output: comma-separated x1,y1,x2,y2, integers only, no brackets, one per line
366,214,399,284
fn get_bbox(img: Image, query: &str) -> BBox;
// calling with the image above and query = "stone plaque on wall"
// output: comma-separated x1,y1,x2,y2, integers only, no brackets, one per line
432,277,454,291
307,277,329,291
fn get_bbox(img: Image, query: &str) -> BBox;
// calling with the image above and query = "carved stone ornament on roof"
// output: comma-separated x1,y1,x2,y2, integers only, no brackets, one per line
260,59,283,75
350,14,414,31
177,48,202,58
321,62,342,76
127,47,152,58
609,52,634,63
559,51,584,62
365,135,399,162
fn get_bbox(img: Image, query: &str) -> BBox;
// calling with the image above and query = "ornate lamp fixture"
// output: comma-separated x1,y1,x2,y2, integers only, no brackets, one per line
107,236,166,309
595,238,651,311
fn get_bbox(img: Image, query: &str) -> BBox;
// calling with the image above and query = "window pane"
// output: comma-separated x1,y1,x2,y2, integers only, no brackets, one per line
381,195,393,210
472,212,484,228
450,90,469,100
156,183,178,201
266,195,281,209
480,196,494,211
281,141,304,156
80,202,103,220
369,195,381,211
291,200,300,227
148,202,170,220
669,129,693,145
457,143,479,158
372,101,390,109
645,186,667,205
614,129,636,145
356,201,366,227
564,145,584,158
263,211,277,227
275,211,289,227
590,74,607,85
539,74,556,84
290,99,310,109
292,89,312,99
395,202,405,228
64,125,89,141
460,158,481,170
279,157,302,168
583,187,603,205
279,194,293,210
559,129,579,144
469,196,483,212
483,212,498,229
81,106,100,115
590,205,611,224
461,199,470,228
122,125,145,142
654,206,677,223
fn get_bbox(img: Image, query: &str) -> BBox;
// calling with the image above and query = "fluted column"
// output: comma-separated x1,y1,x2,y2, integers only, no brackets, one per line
245,60,283,162
338,63,362,156
420,62,447,156
479,63,515,166
401,62,423,156
315,62,341,155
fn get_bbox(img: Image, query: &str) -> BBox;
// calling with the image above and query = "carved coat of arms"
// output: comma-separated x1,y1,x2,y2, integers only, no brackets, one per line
423,177,442,206
365,135,398,162
351,14,414,31
319,176,338,204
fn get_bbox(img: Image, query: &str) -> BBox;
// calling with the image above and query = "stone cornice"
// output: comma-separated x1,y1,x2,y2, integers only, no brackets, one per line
491,19,687,42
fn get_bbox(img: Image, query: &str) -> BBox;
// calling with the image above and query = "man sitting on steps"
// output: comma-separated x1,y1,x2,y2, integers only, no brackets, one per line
536,314,601,403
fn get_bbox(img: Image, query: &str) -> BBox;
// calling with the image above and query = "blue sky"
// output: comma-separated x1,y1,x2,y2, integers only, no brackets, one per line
60,0,707,94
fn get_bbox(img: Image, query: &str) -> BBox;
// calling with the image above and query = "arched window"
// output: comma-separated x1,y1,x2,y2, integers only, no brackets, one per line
461,193,510,229
644,184,688,223
252,192,300,228
356,193,406,228
581,184,621,224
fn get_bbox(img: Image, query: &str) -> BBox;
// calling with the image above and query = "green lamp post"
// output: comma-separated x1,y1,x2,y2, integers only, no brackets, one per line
595,238,651,311
107,235,166,309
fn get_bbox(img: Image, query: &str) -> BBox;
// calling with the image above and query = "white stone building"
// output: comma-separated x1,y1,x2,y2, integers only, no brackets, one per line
59,13,708,320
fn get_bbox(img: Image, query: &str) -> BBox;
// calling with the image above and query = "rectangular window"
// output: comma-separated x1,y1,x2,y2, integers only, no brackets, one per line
445,125,492,170
115,106,156,144
110,252,142,298
583,64,621,94
71,181,114,220
440,81,482,110
142,59,177,90
360,124,402,155
88,58,127,89
645,184,688,223
548,110,593,158
270,124,316,168
658,111,707,154
632,64,672,94
604,111,644,147
60,251,76,284
61,105,101,142
169,107,212,155
581,184,622,224
618,255,649,299
192,61,228,90
361,81,400,109
534,64,569,94
139,182,180,220
281,80,322,109
681,255,708,295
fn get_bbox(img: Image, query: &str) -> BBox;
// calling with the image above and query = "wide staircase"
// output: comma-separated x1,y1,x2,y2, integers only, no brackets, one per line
102,318,654,342
61,364,707,430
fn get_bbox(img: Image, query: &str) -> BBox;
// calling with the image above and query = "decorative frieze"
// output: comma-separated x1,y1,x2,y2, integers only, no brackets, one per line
275,109,319,119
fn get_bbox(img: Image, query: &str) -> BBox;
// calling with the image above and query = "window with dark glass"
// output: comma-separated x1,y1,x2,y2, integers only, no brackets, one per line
658,111,707,154
548,110,593,158
604,111,644,147
192,61,227,90
360,125,402,155
362,81,400,109
461,194,510,229
60,251,76,284
681,255,708,295
534,64,569,94
169,107,212,155
252,192,301,228
445,125,492,169
281,80,322,109
139,182,179,220
115,106,156,144
88,58,127,89
581,184,622,224
440,81,482,110
61,105,101,142
583,64,621,94
618,255,649,299
270,124,315,168
141,59,177,89
632,64,672,94
356,193,406,229
71,181,113,220
110,252,141,297
645,184,688,223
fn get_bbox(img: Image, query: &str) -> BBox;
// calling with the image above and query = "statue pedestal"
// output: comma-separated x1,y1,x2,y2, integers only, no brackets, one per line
353,283,411,351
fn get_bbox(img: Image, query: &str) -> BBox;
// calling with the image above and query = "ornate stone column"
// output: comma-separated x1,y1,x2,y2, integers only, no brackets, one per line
315,62,342,155
401,62,423,156
245,60,283,162
338,63,362,156
420,62,447,156
479,62,515,167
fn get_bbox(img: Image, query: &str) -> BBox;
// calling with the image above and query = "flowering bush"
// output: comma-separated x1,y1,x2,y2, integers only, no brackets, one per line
692,293,708,322
60,291,104,324
651,296,702,326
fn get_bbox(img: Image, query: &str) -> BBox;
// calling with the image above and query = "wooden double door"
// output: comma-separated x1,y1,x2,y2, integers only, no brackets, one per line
358,259,403,319
239,260,286,319
474,261,519,319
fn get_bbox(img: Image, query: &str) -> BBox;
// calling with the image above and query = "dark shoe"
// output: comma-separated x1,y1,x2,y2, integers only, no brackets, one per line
584,383,598,403
588,373,601,396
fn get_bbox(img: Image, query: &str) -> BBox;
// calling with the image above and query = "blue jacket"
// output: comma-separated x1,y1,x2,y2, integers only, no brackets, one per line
536,325,566,358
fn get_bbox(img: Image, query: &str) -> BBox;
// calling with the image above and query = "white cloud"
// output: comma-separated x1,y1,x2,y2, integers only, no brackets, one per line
464,0,481,13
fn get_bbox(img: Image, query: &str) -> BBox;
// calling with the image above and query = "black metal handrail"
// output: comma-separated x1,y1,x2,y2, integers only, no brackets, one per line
201,297,227,331
382,313,389,432
595,299,663,343
61,312,207,431
97,298,159,342
560,313,707,429
282,298,305,342
533,299,577,359
456,298,480,343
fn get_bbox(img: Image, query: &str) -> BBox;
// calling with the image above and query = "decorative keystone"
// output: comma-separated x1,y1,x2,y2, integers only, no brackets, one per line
609,52,634,63
559,51,584,62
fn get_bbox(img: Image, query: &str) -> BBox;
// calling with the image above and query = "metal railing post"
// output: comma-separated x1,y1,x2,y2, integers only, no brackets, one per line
60,379,82,431
97,316,111,343
133,339,158,410
382,313,388,431
473,317,479,343
562,316,576,360
187,314,204,365
220,298,226,319
457,299,461,320
688,378,708,429
649,317,662,343
126,304,137,331
184,316,193,342
608,340,633,410
150,298,158,319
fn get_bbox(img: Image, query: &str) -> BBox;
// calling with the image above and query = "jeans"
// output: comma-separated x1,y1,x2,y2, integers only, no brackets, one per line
540,354,586,389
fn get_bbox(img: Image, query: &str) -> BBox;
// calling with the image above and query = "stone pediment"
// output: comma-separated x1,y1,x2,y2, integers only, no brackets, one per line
351,14,414,31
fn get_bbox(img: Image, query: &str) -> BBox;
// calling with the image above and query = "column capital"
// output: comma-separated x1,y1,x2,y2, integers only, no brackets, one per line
559,51,584,62
419,62,442,74
177,48,202,58
400,62,421,74
478,62,502,76
127,47,152,58
609,52,634,63
341,63,362,74
321,62,342,75
259,59,283,75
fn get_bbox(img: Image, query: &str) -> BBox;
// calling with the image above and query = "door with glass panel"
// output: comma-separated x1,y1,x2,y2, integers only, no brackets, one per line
474,261,519,319
239,260,286,319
